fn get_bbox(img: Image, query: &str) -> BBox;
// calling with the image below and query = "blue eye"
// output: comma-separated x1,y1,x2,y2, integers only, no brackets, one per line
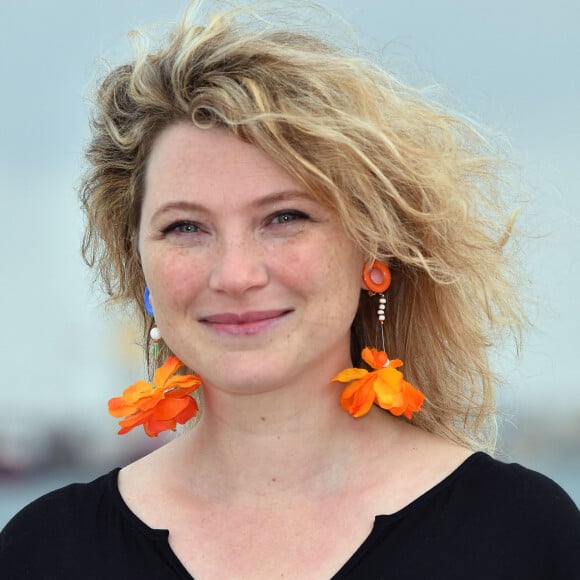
270,211,308,224
162,221,200,234
177,223,199,233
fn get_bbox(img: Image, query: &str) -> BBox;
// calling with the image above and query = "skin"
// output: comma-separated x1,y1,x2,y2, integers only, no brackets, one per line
138,123,365,404
120,122,471,579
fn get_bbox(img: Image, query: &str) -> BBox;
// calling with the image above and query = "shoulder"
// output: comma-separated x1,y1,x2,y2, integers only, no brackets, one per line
408,451,580,544
443,453,580,575
348,453,580,579
2,468,119,535
0,469,120,578
457,452,578,517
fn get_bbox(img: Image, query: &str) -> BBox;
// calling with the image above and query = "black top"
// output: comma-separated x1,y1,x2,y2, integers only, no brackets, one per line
1,453,579,579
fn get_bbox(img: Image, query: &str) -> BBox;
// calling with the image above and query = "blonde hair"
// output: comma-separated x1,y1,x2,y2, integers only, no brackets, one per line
81,1,522,452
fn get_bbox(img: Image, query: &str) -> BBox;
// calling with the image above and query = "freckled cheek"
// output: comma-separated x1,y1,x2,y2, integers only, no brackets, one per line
271,236,360,297
270,247,325,293
142,250,208,313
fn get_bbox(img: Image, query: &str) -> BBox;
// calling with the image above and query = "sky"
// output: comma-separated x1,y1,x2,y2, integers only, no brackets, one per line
0,0,578,446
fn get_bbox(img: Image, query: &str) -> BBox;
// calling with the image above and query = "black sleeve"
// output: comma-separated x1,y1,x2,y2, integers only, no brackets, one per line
488,462,580,578
0,474,188,580
434,457,580,579
0,488,82,579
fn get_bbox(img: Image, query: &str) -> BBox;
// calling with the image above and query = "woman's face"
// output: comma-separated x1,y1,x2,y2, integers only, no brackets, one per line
138,123,365,395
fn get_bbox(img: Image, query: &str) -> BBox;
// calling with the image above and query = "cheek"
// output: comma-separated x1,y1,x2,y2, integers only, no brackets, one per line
142,249,206,313
270,240,328,292
326,245,366,320
274,237,363,315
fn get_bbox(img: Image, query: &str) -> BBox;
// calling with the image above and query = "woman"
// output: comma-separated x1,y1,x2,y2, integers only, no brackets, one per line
1,2,579,578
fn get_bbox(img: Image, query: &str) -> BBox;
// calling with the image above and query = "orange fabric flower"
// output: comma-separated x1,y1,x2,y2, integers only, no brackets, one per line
332,347,424,420
108,356,202,437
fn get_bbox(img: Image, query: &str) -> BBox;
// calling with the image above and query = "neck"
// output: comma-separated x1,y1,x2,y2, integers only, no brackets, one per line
169,377,399,501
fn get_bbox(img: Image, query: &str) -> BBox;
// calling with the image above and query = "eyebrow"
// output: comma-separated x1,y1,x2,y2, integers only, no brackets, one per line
254,189,312,207
150,189,312,222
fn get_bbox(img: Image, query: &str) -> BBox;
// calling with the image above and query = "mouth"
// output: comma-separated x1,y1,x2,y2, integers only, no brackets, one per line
199,309,292,336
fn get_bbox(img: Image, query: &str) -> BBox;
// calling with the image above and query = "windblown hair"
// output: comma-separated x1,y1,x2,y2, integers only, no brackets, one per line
81,0,522,452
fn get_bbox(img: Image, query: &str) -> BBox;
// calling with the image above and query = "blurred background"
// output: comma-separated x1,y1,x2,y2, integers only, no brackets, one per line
0,0,578,527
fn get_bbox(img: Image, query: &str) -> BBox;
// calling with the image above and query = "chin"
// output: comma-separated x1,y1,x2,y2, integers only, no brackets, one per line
198,356,298,395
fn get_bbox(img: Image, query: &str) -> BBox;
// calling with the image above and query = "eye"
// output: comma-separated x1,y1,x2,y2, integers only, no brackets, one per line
269,210,308,225
162,221,201,235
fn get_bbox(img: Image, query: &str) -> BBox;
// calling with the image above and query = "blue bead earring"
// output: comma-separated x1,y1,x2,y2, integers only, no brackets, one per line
144,287,155,317
144,287,161,359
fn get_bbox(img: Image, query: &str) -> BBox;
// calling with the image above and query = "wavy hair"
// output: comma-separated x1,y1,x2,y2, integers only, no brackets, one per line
81,1,523,451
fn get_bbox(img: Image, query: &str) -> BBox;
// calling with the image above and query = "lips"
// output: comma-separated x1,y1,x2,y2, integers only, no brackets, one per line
200,309,292,335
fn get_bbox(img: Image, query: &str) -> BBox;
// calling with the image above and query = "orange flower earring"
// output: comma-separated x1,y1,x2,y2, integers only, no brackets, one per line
332,261,425,419
107,287,202,437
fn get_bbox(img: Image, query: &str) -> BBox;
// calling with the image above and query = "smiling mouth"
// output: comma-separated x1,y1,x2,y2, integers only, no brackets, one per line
200,309,292,336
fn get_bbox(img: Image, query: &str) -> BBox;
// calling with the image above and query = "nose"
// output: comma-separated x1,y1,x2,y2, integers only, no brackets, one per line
208,235,269,295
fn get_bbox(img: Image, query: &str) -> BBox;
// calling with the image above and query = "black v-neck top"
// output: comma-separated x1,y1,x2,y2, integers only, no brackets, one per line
1,453,579,579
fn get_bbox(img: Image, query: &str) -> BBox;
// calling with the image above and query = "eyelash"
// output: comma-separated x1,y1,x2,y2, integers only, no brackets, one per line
161,210,309,236
162,221,200,235
268,210,309,225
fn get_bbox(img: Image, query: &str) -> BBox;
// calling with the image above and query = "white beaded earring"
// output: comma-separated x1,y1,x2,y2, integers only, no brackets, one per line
361,261,392,351
144,287,162,360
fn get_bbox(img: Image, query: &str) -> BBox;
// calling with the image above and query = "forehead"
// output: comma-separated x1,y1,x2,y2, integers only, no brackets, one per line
144,123,301,205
